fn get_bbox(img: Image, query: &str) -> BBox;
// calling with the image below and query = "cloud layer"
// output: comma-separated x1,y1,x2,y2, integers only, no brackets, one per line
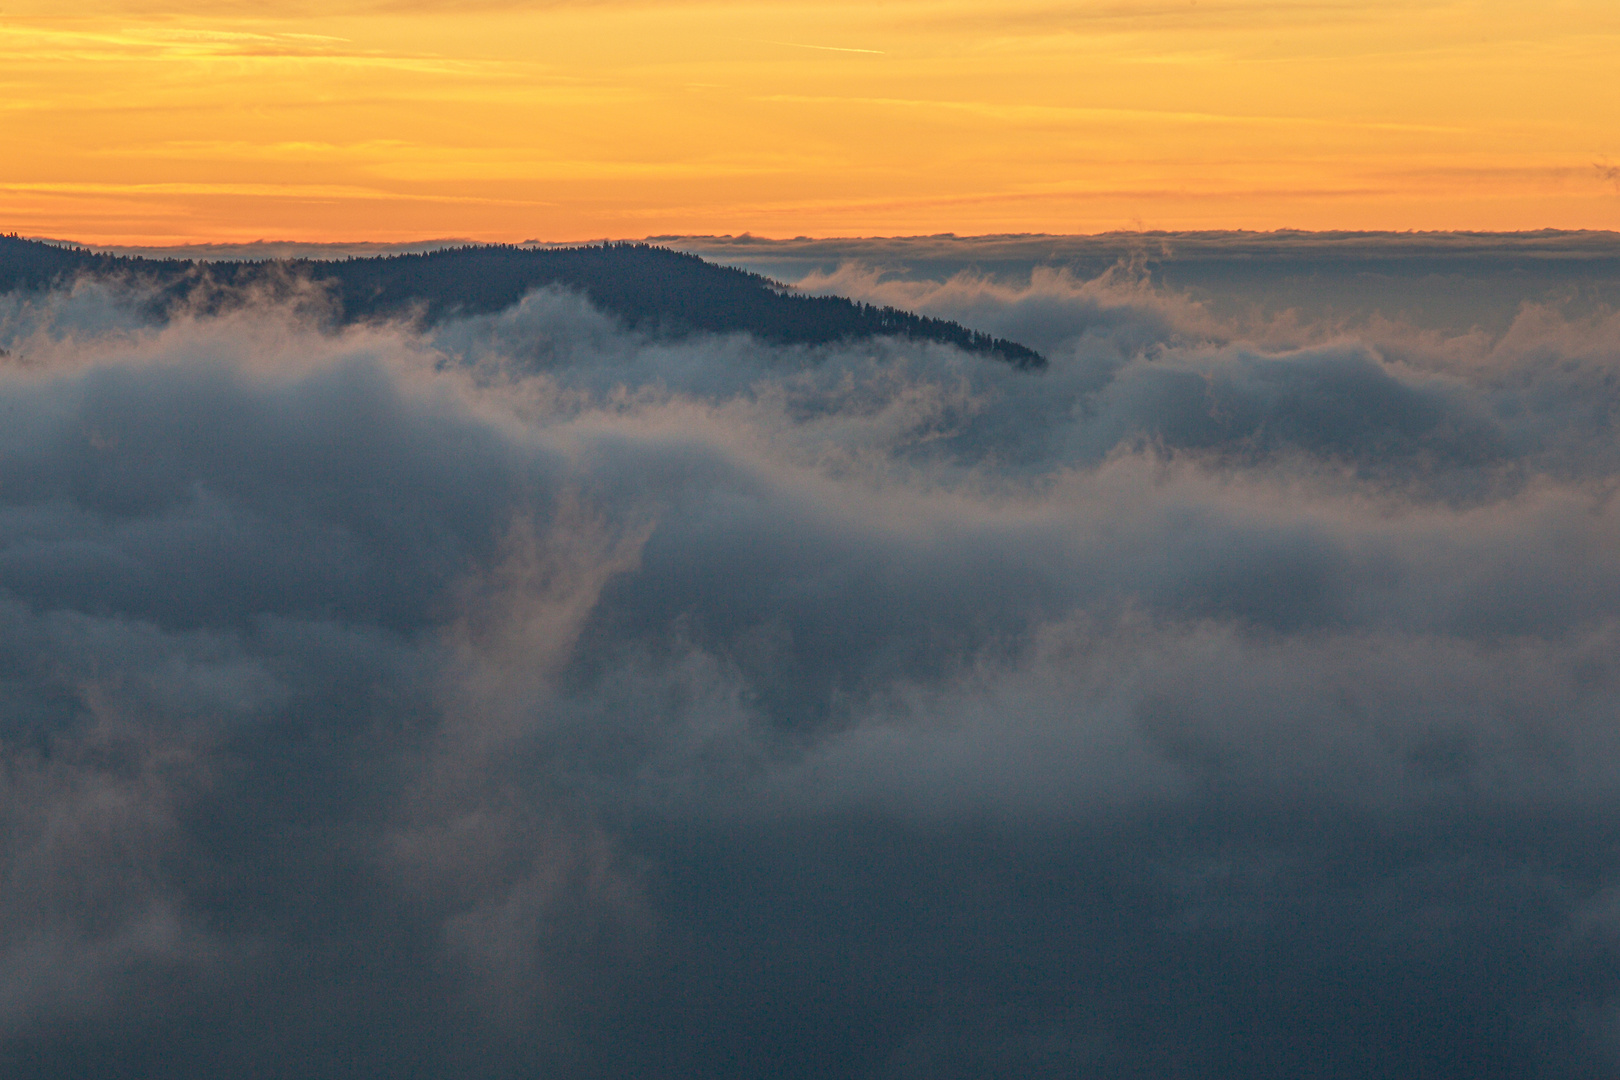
4,254,1620,1077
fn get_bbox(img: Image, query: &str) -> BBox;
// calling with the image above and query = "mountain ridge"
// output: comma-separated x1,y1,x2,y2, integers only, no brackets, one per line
0,236,1044,368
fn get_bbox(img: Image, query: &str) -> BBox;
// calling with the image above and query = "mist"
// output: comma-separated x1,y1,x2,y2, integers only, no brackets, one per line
4,244,1620,1078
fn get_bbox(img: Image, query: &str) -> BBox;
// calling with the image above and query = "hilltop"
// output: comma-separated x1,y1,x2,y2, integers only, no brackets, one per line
0,237,1044,367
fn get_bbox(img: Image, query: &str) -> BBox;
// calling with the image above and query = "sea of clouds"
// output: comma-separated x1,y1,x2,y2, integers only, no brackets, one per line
3,252,1620,1077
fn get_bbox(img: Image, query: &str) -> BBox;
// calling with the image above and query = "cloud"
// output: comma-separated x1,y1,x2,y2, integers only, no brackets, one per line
5,251,1620,1075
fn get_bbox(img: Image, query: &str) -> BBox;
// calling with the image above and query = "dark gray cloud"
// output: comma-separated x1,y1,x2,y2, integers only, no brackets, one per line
4,243,1620,1077
674,229,1620,337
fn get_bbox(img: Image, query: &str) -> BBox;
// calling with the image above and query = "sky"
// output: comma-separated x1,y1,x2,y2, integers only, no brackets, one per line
4,0,1620,243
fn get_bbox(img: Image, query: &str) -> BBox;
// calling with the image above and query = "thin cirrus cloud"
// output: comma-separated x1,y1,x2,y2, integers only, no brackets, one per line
3,0,1617,240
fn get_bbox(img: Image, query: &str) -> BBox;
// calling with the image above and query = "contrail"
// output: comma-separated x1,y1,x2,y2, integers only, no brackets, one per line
765,40,885,54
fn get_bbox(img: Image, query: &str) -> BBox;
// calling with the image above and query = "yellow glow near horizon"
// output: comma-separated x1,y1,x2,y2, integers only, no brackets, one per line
3,0,1618,243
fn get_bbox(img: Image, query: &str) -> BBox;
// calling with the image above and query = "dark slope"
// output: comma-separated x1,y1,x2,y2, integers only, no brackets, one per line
0,236,1044,367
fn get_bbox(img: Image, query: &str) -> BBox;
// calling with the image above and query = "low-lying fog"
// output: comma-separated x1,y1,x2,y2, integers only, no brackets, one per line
5,238,1620,1077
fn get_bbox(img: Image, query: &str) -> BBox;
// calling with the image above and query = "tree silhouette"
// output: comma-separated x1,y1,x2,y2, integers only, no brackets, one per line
0,236,1044,368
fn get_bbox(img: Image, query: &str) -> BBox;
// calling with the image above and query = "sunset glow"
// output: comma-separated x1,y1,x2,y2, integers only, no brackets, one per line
4,0,1618,243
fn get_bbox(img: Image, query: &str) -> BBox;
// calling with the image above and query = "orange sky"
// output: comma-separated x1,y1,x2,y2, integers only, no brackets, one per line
3,0,1618,244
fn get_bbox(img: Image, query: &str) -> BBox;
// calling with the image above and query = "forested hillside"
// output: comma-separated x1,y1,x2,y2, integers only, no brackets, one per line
0,236,1043,367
